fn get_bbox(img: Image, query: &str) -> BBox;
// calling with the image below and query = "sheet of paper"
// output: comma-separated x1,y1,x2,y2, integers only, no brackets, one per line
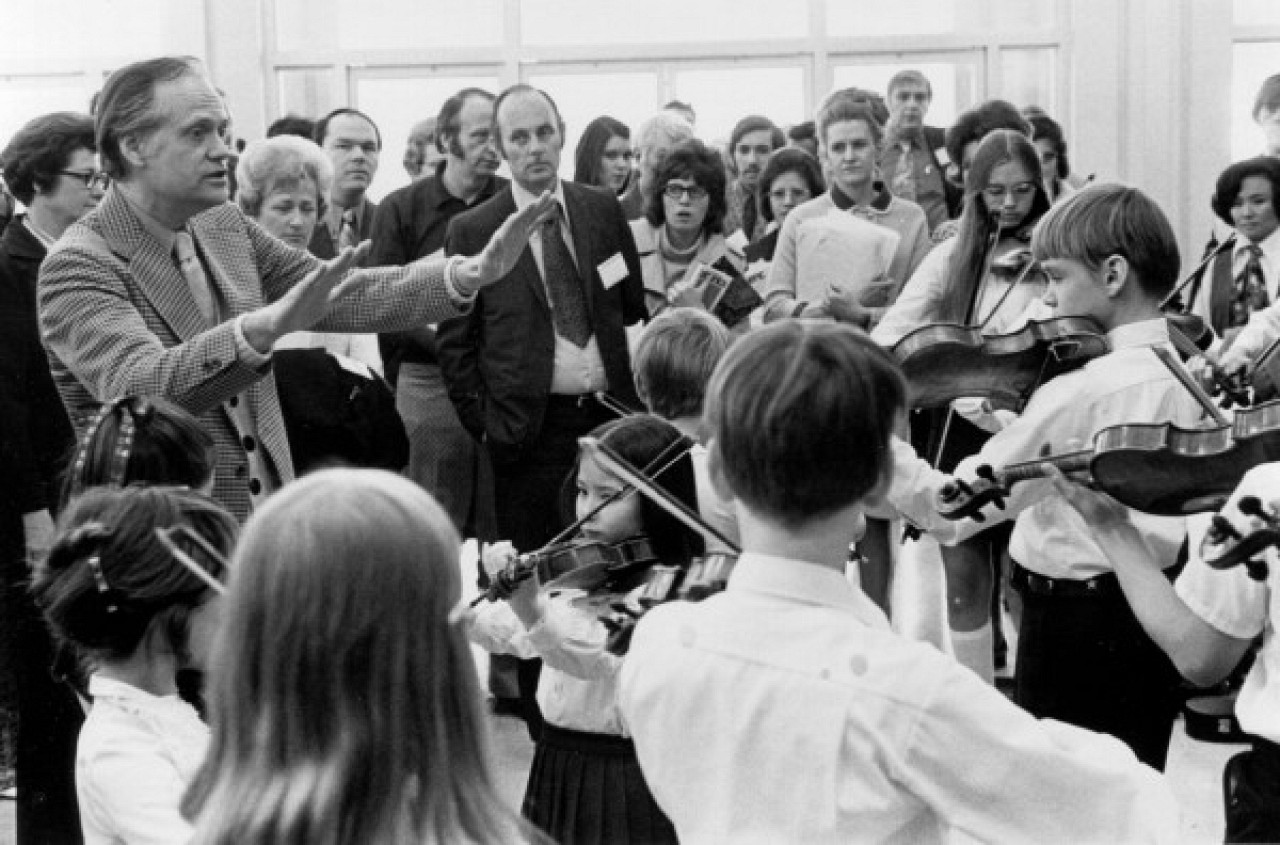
793,211,900,305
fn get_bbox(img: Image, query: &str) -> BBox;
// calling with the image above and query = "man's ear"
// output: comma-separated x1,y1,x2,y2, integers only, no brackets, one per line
704,437,736,503
119,133,148,171
1103,254,1131,298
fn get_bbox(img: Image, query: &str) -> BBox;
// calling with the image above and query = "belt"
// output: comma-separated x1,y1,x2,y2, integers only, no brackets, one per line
1010,563,1120,598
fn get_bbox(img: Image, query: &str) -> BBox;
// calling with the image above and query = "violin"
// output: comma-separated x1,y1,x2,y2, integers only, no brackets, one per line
600,553,739,655
578,437,743,654
988,247,1039,281
471,435,696,608
891,316,1109,413
1201,496,1276,581
936,399,1280,521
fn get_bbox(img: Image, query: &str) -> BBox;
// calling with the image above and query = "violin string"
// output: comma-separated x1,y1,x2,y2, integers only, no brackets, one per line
976,252,1039,332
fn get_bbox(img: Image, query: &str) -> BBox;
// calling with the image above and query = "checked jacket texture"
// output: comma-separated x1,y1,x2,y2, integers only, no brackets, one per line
39,188,466,520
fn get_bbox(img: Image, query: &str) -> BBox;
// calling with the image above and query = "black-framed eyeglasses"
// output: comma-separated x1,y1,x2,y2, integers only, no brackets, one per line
58,170,110,191
663,183,709,201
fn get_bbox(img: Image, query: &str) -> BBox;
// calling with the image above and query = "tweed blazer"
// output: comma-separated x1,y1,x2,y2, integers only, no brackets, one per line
437,181,645,462
40,188,465,520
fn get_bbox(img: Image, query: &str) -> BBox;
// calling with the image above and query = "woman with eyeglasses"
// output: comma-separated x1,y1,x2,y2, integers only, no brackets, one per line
31,485,235,845
0,110,107,845
871,129,1053,685
629,138,745,316
574,116,635,197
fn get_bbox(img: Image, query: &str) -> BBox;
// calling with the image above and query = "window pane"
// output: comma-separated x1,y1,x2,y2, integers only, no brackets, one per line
521,0,808,45
991,0,1057,29
278,69,336,127
1235,0,1280,26
828,0,955,36
1,0,204,65
524,71,660,180
1000,48,1056,116
276,0,503,51
831,60,977,129
673,67,807,147
355,74,501,200
1233,41,1280,160
0,77,97,163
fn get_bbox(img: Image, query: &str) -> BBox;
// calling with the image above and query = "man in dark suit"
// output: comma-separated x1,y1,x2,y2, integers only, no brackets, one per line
878,70,962,233
371,87,506,535
438,84,645,733
309,108,381,260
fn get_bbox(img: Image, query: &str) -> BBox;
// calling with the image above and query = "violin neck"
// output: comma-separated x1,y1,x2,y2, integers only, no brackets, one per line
1000,450,1092,485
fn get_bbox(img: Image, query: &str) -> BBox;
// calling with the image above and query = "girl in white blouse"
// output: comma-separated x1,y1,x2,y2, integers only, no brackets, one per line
32,486,235,845
470,414,703,845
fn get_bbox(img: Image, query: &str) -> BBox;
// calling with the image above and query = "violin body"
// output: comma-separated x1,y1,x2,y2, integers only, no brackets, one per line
1250,338,1280,404
938,400,1280,520
892,316,1108,412
600,553,739,655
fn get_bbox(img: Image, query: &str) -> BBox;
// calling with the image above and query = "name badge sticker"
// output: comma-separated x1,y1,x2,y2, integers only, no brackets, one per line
598,253,628,289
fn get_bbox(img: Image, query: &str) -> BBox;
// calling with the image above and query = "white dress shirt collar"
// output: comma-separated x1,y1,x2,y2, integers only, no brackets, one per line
729,552,890,630
1105,317,1169,350
512,177,566,215
1237,224,1280,263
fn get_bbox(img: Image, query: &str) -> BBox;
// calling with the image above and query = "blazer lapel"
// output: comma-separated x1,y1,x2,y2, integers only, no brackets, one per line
565,184,597,310
491,189,547,311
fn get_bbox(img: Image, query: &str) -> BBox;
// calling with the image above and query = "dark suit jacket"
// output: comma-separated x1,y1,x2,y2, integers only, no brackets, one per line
438,182,645,461
922,125,964,219
0,219,74,514
370,173,508,378
307,197,378,260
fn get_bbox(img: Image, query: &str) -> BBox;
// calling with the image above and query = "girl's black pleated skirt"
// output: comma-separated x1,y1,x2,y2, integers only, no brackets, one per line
522,723,678,845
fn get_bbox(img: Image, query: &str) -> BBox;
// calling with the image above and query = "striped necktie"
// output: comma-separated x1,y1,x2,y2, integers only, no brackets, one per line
1229,244,1269,328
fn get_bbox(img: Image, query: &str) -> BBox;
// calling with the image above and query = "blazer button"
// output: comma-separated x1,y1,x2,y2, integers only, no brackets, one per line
242,435,256,452
235,464,247,478
248,478,262,495
228,396,239,408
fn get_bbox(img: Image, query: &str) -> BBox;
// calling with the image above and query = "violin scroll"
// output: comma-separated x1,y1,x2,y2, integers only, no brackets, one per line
1202,496,1276,582
937,465,1008,521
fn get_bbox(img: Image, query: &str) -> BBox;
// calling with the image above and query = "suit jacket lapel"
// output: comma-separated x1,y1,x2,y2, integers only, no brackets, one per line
93,191,210,342
491,188,548,311
564,183,597,310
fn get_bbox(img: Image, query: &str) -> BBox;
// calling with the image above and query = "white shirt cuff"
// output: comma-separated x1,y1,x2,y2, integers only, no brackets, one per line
233,315,272,367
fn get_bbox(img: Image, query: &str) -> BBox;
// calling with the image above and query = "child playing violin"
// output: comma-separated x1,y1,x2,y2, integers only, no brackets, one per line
1052,463,1280,842
469,414,703,845
619,321,1177,843
880,184,1209,770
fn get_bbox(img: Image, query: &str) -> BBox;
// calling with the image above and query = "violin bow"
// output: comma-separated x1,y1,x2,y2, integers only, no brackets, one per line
1159,233,1238,313
1151,345,1230,427
580,436,742,554
468,434,696,608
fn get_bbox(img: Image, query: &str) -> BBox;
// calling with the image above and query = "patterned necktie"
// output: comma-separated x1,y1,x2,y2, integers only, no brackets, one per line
174,231,216,324
891,139,918,202
541,204,592,347
742,191,759,242
1230,244,1269,328
338,208,358,251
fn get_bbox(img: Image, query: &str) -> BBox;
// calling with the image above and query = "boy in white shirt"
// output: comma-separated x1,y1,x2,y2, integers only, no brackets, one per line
618,321,1178,845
